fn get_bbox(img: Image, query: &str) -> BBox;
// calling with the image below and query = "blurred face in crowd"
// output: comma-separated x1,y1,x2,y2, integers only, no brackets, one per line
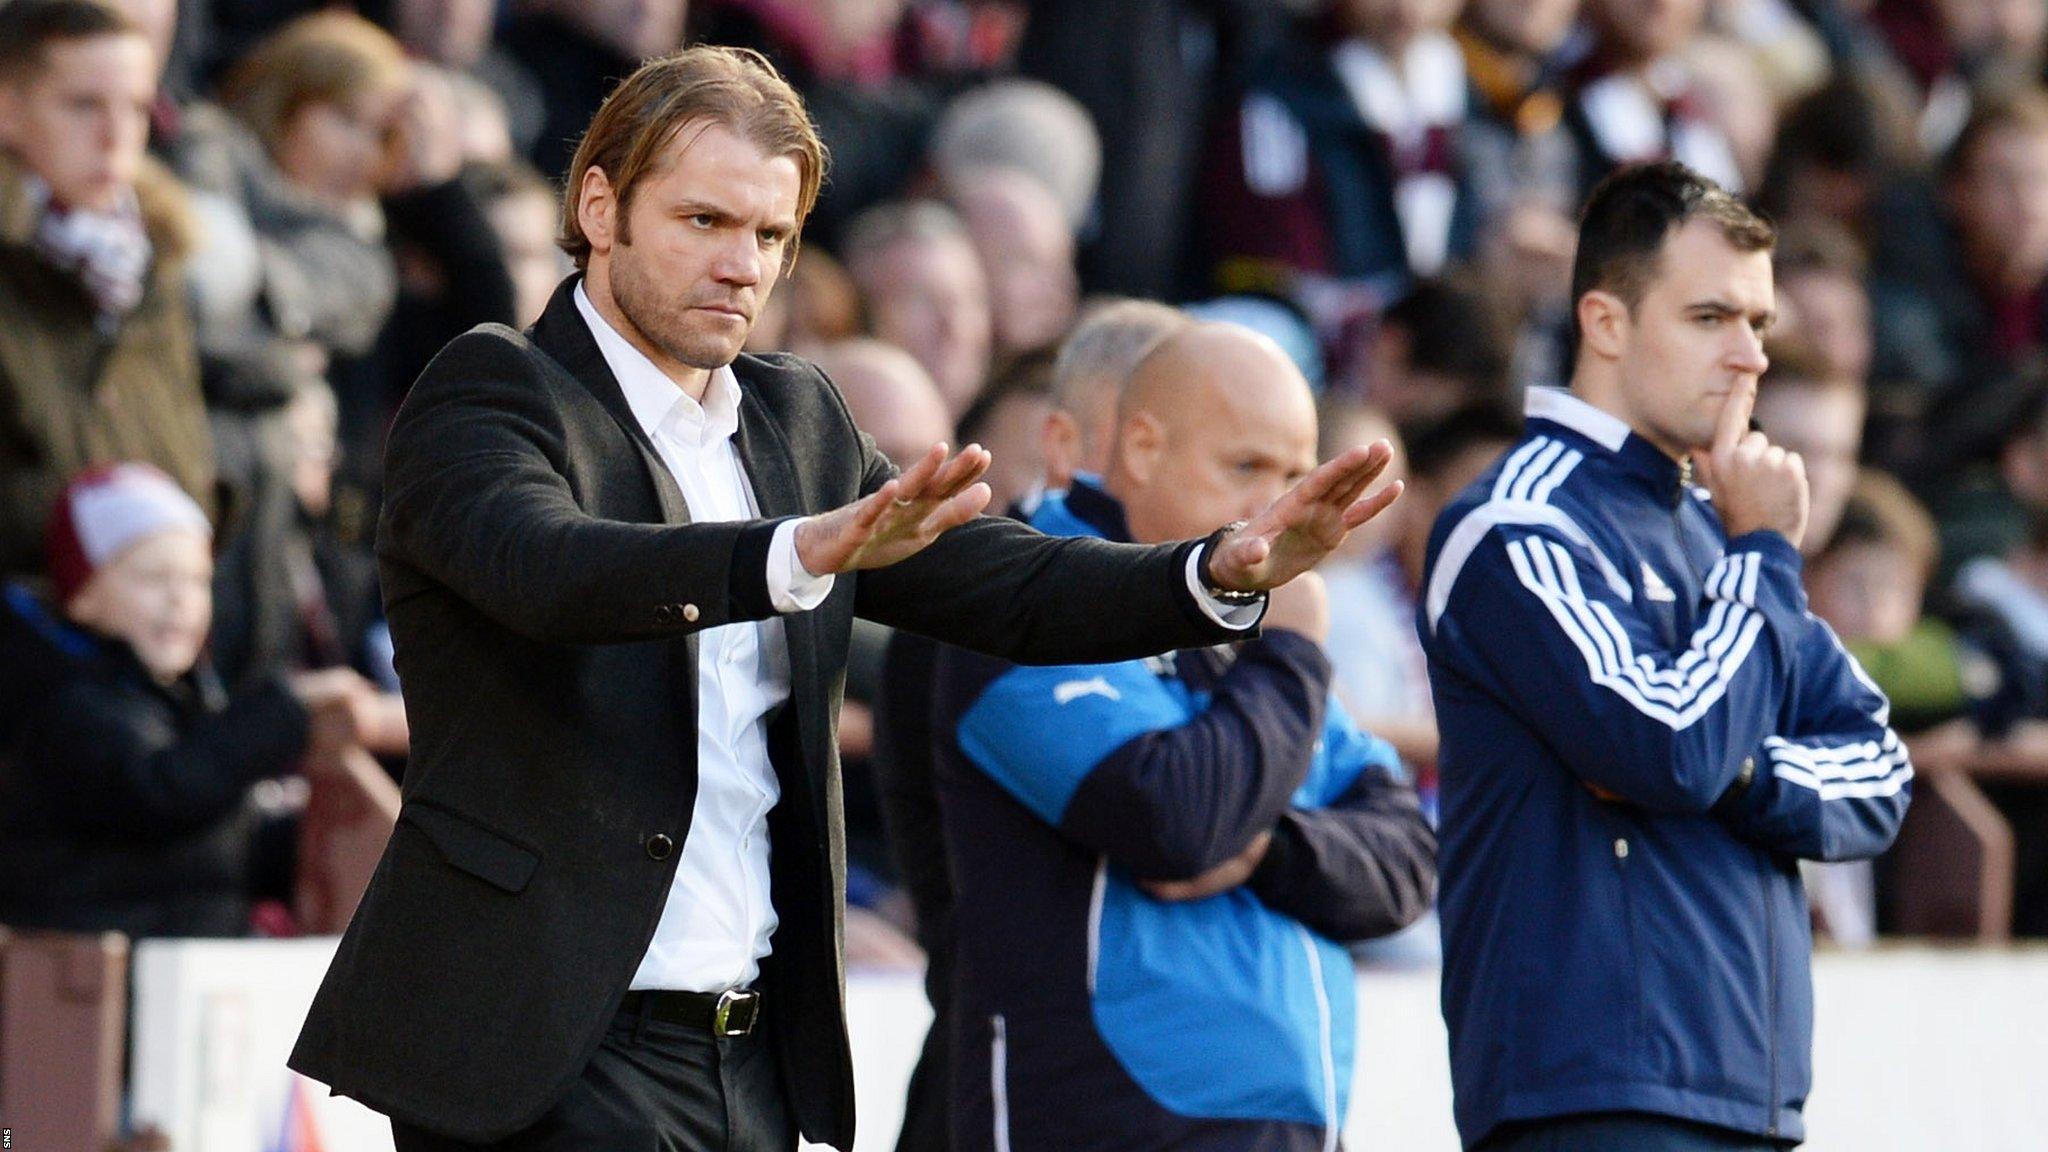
274,86,405,206
0,31,155,212
285,383,342,518
489,184,572,328
68,529,214,684
1578,219,1775,459
1807,541,1922,647
1779,268,1872,384
1754,378,1864,555
1932,0,2047,62
1109,324,1319,545
862,232,993,418
953,170,1078,356
973,390,1055,512
1586,0,1706,65
1948,123,2048,296
810,340,952,468
108,0,177,78
579,119,802,385
1464,0,1580,56
1331,0,1463,46
393,0,498,68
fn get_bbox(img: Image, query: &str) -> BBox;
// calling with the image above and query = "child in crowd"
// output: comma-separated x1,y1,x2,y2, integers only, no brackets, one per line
0,464,378,938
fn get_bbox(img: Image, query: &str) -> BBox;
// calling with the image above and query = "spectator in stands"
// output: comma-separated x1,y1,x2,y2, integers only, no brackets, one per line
1872,87,2048,486
0,464,378,938
1197,0,1481,322
1863,0,2047,156
1565,0,1746,195
208,378,407,752
0,0,214,578
811,338,955,471
932,321,1433,1150
1755,339,1867,556
1931,372,2048,596
502,0,687,178
1362,275,1518,427
946,166,1079,358
1775,220,1874,384
383,0,547,160
466,158,573,329
928,78,1101,243
1455,0,1585,235
957,350,1056,514
842,198,994,417
1042,297,1190,491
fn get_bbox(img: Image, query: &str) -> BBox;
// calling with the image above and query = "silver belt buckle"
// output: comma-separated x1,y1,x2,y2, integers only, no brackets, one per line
713,987,760,1037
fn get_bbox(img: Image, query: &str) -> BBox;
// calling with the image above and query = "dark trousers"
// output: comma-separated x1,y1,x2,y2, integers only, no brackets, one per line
1477,1113,1794,1152
390,1000,794,1152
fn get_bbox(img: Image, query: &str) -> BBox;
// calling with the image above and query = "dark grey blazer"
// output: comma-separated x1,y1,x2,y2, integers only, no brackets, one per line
286,278,1241,1147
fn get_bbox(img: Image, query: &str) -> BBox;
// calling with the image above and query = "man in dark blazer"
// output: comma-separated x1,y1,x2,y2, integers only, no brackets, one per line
288,44,1401,1152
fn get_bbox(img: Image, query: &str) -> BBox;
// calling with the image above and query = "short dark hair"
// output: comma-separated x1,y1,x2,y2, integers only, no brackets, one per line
1944,84,2048,184
1568,161,1776,359
0,0,140,85
1403,402,1525,482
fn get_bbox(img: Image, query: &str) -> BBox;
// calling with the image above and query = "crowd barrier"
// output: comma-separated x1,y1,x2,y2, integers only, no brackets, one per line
9,940,2012,1151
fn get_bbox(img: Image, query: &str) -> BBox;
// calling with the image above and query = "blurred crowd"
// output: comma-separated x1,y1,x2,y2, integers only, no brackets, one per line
5,0,2048,957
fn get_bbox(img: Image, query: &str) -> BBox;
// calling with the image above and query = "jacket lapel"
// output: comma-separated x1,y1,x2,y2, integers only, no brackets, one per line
528,276,693,528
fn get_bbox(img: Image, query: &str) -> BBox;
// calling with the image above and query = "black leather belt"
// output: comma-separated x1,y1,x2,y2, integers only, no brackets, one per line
619,988,763,1037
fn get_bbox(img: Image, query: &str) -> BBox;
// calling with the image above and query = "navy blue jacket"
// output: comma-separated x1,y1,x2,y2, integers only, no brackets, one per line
1421,388,1913,1148
933,481,1437,1152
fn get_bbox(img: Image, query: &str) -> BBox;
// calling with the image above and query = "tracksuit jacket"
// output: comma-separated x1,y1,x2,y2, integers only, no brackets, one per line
931,479,1437,1152
1420,387,1914,1148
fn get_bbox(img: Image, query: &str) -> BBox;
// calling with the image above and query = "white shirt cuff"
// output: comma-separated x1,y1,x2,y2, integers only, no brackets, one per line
1184,548,1264,630
768,518,835,613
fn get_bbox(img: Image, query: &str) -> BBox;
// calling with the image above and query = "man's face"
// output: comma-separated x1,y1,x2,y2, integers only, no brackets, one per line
489,186,571,328
1607,220,1775,458
962,186,1077,356
1808,541,1922,647
1754,381,1864,554
68,530,214,683
0,34,156,212
865,235,992,417
1950,126,2048,294
1465,0,1582,56
1586,0,1706,64
274,87,404,207
1116,331,1321,545
1332,0,1462,45
587,120,802,377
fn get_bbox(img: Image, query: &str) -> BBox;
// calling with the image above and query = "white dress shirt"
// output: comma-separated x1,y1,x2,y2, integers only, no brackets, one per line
576,285,832,992
573,285,1258,991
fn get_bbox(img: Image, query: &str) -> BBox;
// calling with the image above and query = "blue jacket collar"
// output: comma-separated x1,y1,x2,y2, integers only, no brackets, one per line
1524,387,1687,503
1028,477,1135,543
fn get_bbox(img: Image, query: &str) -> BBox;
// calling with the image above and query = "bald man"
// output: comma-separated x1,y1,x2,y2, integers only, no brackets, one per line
929,323,1438,1152
810,338,955,468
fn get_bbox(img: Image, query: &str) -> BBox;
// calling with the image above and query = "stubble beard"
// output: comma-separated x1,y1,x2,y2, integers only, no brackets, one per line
610,248,752,373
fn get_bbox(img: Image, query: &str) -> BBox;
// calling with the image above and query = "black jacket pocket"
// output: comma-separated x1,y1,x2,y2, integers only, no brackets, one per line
403,802,540,893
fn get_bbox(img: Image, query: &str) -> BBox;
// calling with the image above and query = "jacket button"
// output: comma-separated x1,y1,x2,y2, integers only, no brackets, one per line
682,603,700,622
645,833,675,861
1614,838,1630,860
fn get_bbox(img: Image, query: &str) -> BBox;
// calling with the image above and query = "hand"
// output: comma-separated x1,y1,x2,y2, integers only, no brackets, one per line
1142,833,1273,902
290,668,382,752
378,68,466,195
794,443,993,574
1690,384,1809,549
1261,570,1329,643
1204,442,1402,593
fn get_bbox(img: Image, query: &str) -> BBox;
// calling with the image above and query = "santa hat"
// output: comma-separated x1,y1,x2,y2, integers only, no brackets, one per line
46,463,212,606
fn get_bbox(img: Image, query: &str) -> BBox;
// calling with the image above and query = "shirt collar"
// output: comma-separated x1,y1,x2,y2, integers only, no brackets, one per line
574,281,741,449
1524,386,1686,499
1027,476,1135,543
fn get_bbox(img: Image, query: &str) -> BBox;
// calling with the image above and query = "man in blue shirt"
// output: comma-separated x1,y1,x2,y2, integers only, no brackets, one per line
1422,161,1913,1151
932,322,1437,1152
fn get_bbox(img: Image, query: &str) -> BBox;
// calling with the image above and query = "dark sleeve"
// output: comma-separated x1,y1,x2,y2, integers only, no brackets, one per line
381,177,518,331
955,632,1329,880
0,464,61,578
1247,746,1437,943
849,430,1246,665
379,329,791,644
871,630,953,955
19,676,310,837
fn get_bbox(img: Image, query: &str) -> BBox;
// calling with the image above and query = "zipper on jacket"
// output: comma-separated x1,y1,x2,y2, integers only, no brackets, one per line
1761,852,1779,1138
1294,926,1341,1152
991,1013,1012,1152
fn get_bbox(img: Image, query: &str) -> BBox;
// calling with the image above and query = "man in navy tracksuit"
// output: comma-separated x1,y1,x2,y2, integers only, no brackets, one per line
1422,162,1912,1151
932,323,1436,1151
